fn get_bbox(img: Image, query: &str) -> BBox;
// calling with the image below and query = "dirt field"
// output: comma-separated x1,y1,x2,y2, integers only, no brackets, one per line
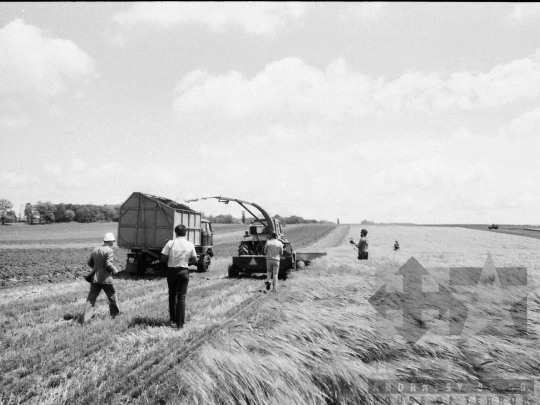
1,224,539,404
0,223,336,289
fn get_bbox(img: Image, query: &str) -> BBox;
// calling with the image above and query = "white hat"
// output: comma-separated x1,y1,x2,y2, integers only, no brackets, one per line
104,232,116,242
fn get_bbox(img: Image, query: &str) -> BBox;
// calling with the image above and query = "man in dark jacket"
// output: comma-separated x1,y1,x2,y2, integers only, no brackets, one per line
83,232,120,323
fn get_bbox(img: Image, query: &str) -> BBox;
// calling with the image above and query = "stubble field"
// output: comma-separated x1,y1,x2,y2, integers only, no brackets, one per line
1,224,540,404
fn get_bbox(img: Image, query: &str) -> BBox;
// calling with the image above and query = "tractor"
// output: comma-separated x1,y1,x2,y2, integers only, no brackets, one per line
185,196,327,279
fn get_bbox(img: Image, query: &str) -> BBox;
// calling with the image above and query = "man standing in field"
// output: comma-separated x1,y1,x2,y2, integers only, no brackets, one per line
161,224,197,328
264,232,283,292
83,232,121,323
357,229,369,260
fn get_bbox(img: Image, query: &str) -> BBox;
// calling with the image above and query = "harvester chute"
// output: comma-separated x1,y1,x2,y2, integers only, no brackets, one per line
185,196,327,279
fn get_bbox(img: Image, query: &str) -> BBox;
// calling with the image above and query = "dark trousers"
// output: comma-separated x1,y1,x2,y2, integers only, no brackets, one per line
358,251,369,260
83,283,120,323
167,268,189,326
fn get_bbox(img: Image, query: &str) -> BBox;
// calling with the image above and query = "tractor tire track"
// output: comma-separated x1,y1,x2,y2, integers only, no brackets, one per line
126,290,266,402
71,278,266,405
303,225,350,250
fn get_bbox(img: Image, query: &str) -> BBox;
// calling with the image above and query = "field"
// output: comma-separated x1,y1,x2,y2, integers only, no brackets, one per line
0,223,337,289
427,223,540,241
1,224,540,404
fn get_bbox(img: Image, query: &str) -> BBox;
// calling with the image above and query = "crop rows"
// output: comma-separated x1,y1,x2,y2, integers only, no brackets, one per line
0,249,128,289
0,224,341,404
0,223,259,289
212,223,336,259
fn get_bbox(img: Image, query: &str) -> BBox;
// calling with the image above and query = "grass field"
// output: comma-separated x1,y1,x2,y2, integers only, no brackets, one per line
1,224,540,404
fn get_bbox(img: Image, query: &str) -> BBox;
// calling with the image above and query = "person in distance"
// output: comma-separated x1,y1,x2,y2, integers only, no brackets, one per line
357,229,368,260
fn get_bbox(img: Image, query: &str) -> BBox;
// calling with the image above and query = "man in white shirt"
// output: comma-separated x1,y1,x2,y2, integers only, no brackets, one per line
264,232,283,292
161,224,198,328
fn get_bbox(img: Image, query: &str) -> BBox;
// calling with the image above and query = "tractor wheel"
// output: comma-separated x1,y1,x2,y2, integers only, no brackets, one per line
197,254,211,272
296,261,305,271
278,266,292,281
228,264,240,278
137,253,147,276
238,243,250,256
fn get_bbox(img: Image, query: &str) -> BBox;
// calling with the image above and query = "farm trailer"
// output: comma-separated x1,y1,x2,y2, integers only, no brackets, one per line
117,192,213,275
185,196,327,279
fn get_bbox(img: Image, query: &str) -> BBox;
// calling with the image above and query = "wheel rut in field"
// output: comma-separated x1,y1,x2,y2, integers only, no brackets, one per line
72,277,267,403
126,289,266,400
303,225,350,250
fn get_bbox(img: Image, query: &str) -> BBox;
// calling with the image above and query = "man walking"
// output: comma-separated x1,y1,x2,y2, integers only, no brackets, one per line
83,232,120,323
264,232,283,292
161,225,197,328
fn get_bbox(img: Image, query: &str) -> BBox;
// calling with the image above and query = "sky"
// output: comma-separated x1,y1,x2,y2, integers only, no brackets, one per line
1,2,540,224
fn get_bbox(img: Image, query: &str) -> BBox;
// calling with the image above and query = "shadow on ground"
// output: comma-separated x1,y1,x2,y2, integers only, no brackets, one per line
128,316,171,328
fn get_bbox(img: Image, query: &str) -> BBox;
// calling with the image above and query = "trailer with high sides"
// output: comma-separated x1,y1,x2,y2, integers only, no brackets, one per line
117,192,213,275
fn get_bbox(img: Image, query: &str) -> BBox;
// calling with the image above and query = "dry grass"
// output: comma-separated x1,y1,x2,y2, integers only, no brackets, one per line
1,225,540,404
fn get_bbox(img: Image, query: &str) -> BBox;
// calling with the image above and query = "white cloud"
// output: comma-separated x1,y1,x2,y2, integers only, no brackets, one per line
350,2,388,19
71,158,88,172
43,164,62,176
174,51,540,120
509,3,540,21
504,105,540,138
174,57,372,119
0,19,94,97
0,116,26,129
114,2,307,35
1,170,40,187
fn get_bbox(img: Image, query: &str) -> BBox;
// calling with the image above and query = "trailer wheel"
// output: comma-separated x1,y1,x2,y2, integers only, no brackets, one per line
228,264,240,278
197,254,211,272
137,253,147,276
296,261,305,271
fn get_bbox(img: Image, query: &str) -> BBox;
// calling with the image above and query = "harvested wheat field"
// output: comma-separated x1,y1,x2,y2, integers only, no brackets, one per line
1,225,540,404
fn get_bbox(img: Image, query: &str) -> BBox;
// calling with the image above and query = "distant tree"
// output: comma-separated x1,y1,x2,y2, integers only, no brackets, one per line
64,210,75,222
213,214,235,224
36,201,57,224
101,205,119,222
0,199,13,225
24,203,34,224
273,214,285,223
5,210,17,223
75,207,93,223
55,203,66,222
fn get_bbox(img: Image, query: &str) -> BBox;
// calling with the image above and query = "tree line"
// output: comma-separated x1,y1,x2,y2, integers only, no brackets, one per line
203,213,331,225
0,199,120,224
1,198,332,225
24,202,120,224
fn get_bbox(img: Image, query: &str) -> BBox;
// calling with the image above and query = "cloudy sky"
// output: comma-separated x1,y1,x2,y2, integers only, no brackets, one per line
1,3,540,224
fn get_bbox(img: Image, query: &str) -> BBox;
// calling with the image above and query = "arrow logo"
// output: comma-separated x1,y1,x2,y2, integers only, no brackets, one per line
369,257,468,343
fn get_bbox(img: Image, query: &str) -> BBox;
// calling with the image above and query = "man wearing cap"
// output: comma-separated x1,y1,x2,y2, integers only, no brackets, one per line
161,224,198,328
264,232,283,292
83,232,121,323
